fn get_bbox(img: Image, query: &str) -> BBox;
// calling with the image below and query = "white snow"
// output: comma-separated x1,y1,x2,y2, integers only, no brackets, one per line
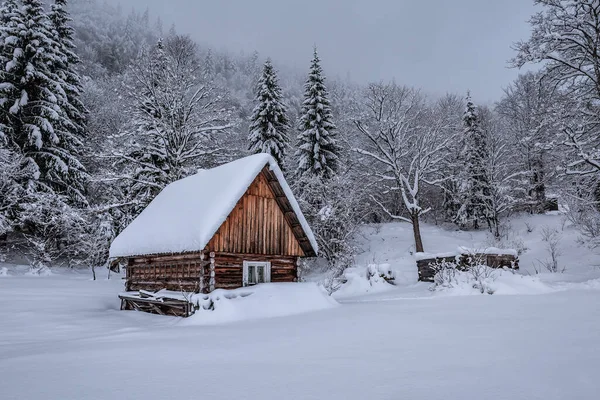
414,250,461,261
109,153,318,258
415,247,518,261
2,213,600,400
430,268,558,297
333,264,398,299
186,283,338,325
118,283,337,325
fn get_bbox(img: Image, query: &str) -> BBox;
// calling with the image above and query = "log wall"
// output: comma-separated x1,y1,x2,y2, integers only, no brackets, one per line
417,253,519,282
207,170,305,256
126,252,209,292
214,253,298,289
125,252,298,293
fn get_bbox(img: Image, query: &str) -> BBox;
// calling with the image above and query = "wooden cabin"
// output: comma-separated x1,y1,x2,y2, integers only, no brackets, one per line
109,154,318,294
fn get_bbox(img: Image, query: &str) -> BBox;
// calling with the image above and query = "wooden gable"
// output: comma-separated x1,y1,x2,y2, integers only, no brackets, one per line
207,167,315,256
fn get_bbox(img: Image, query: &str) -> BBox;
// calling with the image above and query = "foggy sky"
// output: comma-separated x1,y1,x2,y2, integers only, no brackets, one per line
106,0,537,103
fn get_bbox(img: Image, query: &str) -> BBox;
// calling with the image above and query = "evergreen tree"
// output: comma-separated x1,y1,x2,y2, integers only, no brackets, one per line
248,59,289,166
296,47,339,180
0,0,87,203
203,48,214,81
456,93,492,229
0,0,22,144
48,0,87,147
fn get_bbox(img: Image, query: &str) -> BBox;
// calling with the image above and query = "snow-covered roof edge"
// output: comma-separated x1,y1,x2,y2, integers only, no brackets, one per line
266,158,319,256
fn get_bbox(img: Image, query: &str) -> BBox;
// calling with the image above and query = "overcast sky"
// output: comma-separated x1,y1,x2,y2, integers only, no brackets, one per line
106,0,537,103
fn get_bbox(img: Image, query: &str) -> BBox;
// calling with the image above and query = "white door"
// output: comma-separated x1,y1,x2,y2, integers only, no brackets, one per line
242,261,271,286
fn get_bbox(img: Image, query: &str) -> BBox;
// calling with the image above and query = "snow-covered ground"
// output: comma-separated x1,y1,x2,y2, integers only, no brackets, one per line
1,213,600,399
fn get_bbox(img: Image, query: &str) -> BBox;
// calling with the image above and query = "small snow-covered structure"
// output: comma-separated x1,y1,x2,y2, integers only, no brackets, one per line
415,247,519,282
110,154,318,293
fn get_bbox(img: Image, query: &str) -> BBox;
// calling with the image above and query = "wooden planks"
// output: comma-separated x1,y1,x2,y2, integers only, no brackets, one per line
119,294,195,317
262,167,316,257
124,252,299,293
207,170,305,256
125,253,209,293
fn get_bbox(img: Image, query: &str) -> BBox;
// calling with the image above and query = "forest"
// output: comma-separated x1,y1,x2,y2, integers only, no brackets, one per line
0,0,599,280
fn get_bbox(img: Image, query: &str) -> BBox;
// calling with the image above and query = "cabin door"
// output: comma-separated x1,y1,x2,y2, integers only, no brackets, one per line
242,261,271,286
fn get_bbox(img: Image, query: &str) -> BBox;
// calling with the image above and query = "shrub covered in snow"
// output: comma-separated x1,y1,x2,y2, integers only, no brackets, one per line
536,226,564,273
431,259,460,289
367,263,395,284
430,256,498,295
332,264,398,299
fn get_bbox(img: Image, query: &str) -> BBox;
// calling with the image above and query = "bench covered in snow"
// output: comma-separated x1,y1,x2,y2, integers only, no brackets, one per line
119,290,195,317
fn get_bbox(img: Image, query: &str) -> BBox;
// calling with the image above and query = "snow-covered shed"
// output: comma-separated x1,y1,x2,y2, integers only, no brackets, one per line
109,154,318,293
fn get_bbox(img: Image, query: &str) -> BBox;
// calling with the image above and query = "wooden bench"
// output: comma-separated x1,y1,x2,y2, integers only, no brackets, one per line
119,291,195,317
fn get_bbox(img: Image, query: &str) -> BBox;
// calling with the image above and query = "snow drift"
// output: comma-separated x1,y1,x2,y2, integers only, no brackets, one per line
182,283,338,325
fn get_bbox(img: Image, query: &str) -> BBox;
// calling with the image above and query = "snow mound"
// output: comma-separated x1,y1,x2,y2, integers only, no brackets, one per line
333,264,397,299
24,267,53,277
182,283,337,325
0,267,8,277
432,269,556,297
581,278,600,290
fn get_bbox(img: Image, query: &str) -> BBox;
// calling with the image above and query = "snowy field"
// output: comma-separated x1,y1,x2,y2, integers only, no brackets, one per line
1,213,600,400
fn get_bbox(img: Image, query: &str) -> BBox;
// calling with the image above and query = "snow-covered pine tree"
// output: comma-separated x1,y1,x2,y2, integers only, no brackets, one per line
0,0,22,144
203,48,215,81
435,94,466,224
0,0,87,203
0,0,90,272
248,59,290,166
48,0,87,146
456,94,493,230
296,47,339,180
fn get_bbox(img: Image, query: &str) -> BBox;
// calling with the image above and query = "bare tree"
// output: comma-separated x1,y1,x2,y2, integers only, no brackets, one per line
109,34,233,224
480,108,526,238
355,83,455,252
512,0,600,176
497,72,558,212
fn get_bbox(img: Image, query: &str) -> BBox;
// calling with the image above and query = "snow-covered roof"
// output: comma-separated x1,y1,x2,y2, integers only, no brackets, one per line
109,154,318,258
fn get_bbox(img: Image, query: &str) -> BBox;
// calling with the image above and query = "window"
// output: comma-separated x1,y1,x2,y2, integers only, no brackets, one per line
243,261,271,286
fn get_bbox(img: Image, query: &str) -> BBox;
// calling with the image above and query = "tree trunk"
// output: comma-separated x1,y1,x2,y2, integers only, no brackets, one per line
531,155,546,213
411,212,425,253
